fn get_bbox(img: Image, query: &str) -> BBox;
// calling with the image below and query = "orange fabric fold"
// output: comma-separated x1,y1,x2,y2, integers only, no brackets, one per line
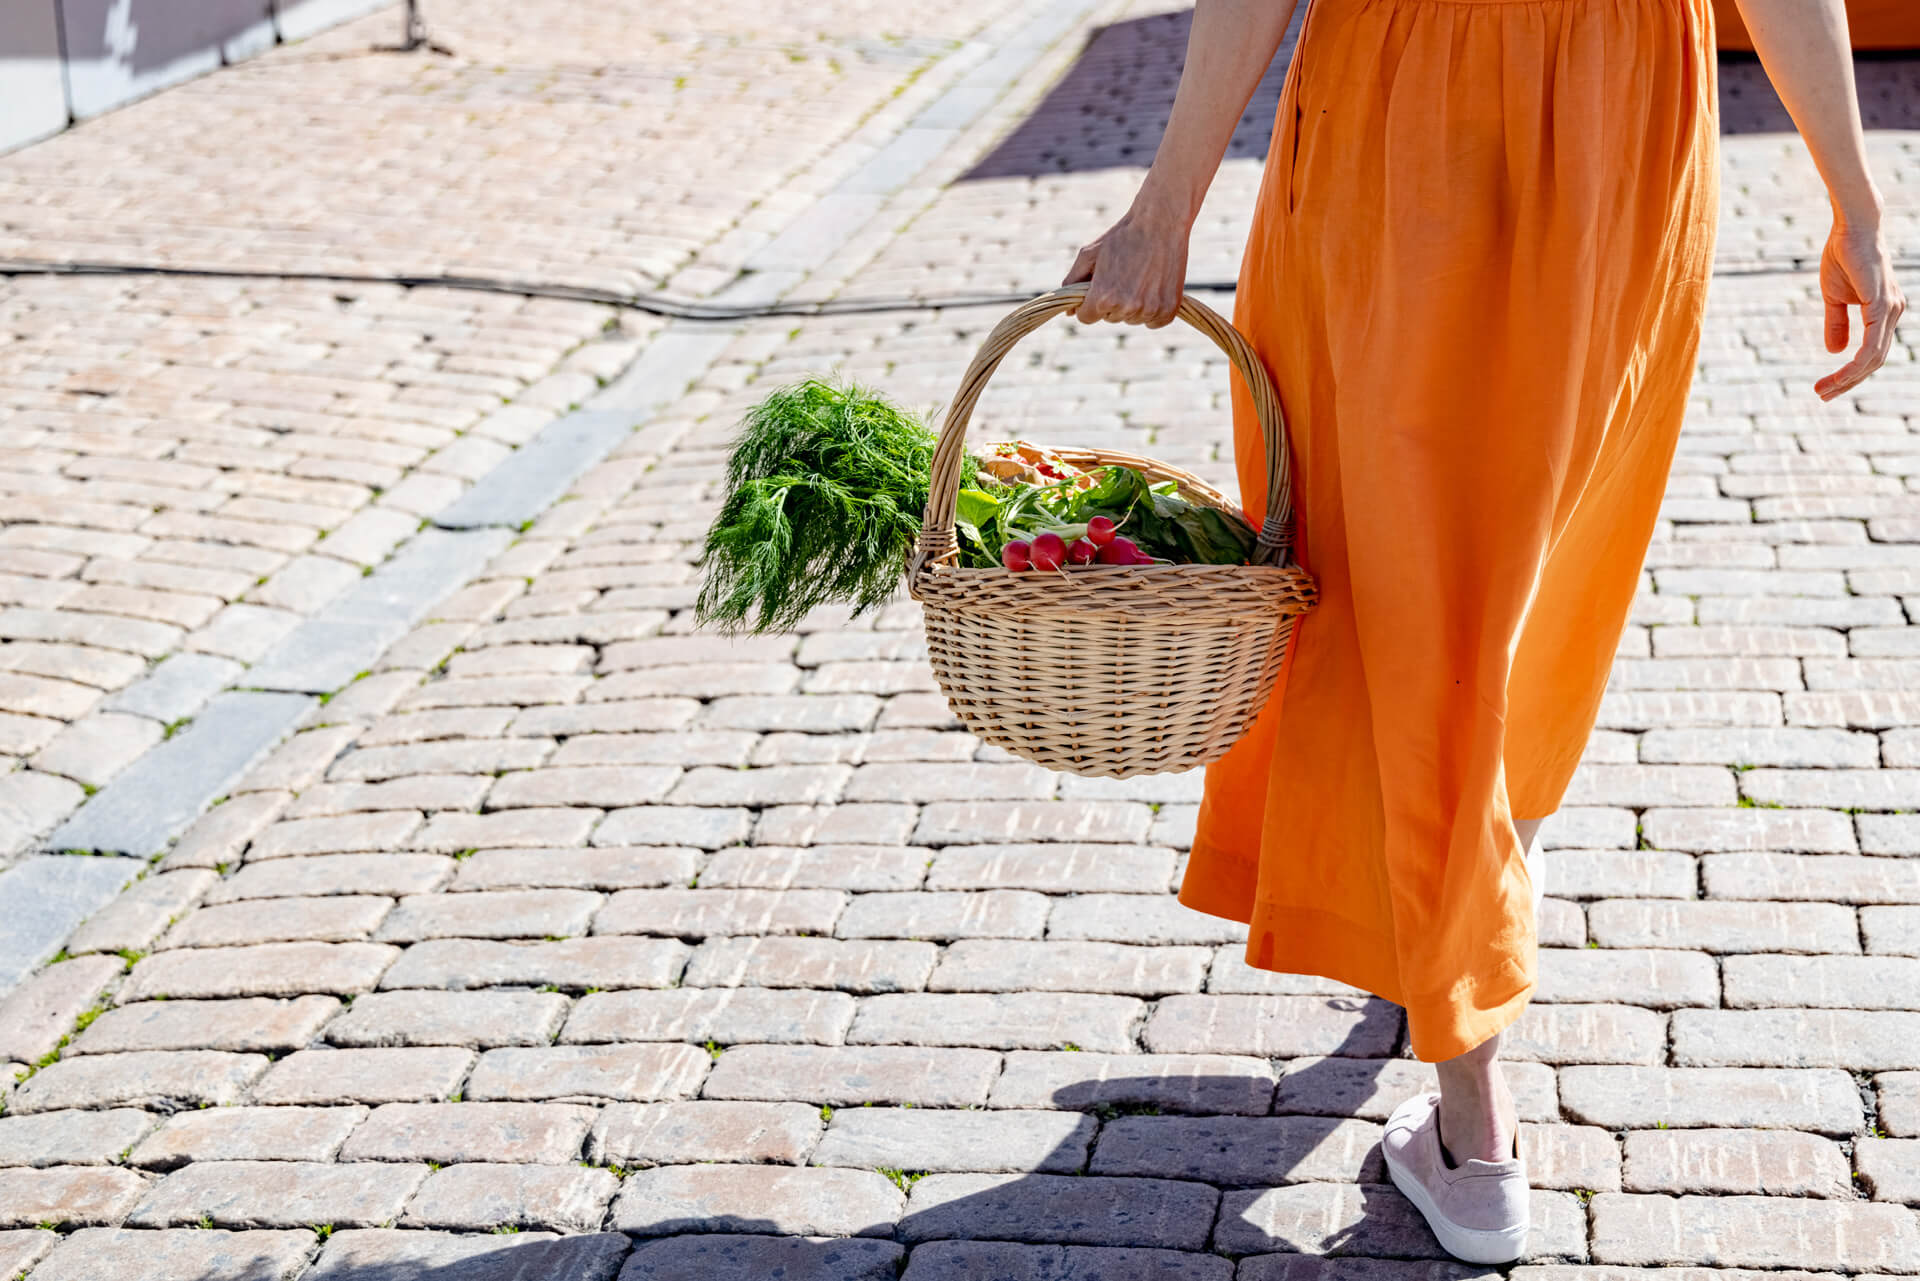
1184,0,1721,1061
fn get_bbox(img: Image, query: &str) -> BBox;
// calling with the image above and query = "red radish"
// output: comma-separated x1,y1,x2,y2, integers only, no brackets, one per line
1001,540,1031,571
1096,536,1143,565
1086,516,1116,547
1029,532,1066,572
1066,538,1095,566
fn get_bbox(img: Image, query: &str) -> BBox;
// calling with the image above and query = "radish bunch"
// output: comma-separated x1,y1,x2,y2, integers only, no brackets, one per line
1000,515,1156,572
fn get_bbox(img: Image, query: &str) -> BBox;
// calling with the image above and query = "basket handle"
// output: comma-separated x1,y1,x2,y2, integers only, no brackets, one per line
917,284,1297,569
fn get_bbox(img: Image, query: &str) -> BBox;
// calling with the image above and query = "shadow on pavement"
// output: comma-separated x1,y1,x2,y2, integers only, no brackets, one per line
957,5,1918,180
267,1001,1439,1279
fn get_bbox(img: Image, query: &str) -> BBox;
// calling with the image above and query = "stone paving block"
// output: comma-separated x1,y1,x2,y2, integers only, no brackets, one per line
0,953,121,1063
307,1228,629,1281
929,939,1210,996
1706,852,1920,905
340,1102,594,1164
815,1106,1094,1175
1144,995,1402,1058
1503,1004,1668,1064
126,1160,428,1229
1559,1065,1862,1132
373,888,603,942
207,854,453,903
667,765,848,807
71,995,339,1056
160,792,292,872
900,1172,1216,1249
1884,1072,1920,1138
403,1162,620,1232
286,774,492,820
1521,1124,1624,1192
26,1227,317,1281
593,806,755,849
1672,1009,1920,1070
593,888,847,937
1588,899,1860,953
380,937,689,992
836,890,1051,941
1624,1129,1852,1197
325,990,571,1049
1274,1057,1561,1124
1590,1192,1920,1270
1092,1114,1384,1185
1722,955,1920,1009
436,410,644,529
0,856,144,991
846,992,1142,1052
1047,893,1250,945
0,1229,56,1281
700,1045,1002,1107
1232,1258,1487,1281
1859,1138,1920,1205
611,1164,903,1237
129,1105,365,1170
0,1165,147,1228
591,1100,823,1167
121,942,399,1000
414,807,602,853
1529,849,1699,901
162,896,393,948
902,1241,1232,1280
1536,948,1720,1008
331,740,555,784
925,843,1176,893
1866,907,1920,956
250,1047,477,1106
988,1050,1277,1116
0,1109,156,1168
452,846,698,891
683,936,935,994
1205,949,1376,998
467,1044,712,1103
44,691,313,857
10,1051,266,1114
754,803,918,848
488,765,682,810
246,812,423,860
31,712,164,789
561,987,855,1046
699,844,927,891
623,1233,900,1280
65,870,216,955
1218,1184,1584,1261
913,801,1153,846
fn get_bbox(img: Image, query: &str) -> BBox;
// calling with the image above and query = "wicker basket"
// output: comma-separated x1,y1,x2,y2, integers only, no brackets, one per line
908,285,1317,778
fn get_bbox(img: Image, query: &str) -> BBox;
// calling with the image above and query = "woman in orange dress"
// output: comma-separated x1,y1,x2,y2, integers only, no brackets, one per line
1066,0,1903,1261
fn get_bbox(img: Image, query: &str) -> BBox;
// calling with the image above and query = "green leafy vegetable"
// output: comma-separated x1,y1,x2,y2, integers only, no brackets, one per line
697,379,974,634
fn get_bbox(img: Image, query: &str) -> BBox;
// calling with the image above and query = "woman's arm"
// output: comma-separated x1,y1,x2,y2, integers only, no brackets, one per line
1734,0,1906,399
1064,0,1300,326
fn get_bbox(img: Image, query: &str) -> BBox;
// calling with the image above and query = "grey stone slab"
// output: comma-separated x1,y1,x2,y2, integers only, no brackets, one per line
434,413,639,530
43,691,313,857
623,1234,901,1280
0,855,144,990
594,327,736,415
915,84,1000,130
901,1242,1233,1281
840,127,961,194
745,192,888,272
101,653,243,724
245,529,510,692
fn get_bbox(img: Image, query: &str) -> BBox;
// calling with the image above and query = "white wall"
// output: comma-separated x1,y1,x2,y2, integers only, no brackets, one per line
2,0,395,155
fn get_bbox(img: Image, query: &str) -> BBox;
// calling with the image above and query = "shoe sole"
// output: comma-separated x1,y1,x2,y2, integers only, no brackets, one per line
1383,1145,1530,1265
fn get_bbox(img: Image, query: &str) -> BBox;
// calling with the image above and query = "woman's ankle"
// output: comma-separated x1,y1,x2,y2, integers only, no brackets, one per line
1434,1049,1518,1164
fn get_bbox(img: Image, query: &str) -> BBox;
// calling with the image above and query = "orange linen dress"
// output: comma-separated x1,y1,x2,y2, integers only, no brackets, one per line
1183,0,1721,1061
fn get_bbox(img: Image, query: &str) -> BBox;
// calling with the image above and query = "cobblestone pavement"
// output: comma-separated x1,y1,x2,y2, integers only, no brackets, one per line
4,0,1920,1276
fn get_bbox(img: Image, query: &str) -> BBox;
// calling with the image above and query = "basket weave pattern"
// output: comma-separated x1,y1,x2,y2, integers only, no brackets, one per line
909,286,1317,778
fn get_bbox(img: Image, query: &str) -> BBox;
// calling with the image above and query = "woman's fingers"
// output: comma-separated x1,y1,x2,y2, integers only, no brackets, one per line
1816,294,1903,401
1062,245,1098,287
1825,299,1850,354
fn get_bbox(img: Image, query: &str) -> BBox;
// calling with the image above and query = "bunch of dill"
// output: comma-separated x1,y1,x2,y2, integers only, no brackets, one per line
696,378,975,635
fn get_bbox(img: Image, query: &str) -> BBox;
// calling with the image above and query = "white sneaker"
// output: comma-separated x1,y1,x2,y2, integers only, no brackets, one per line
1381,1091,1530,1264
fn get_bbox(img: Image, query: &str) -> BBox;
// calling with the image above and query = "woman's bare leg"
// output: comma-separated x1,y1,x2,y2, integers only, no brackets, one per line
1433,816,1546,1162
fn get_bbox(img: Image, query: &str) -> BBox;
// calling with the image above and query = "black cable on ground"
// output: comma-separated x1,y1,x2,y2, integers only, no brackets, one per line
0,256,1908,323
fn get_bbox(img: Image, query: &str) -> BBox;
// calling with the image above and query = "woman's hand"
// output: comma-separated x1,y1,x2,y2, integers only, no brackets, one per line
1816,212,1905,401
1061,193,1192,328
